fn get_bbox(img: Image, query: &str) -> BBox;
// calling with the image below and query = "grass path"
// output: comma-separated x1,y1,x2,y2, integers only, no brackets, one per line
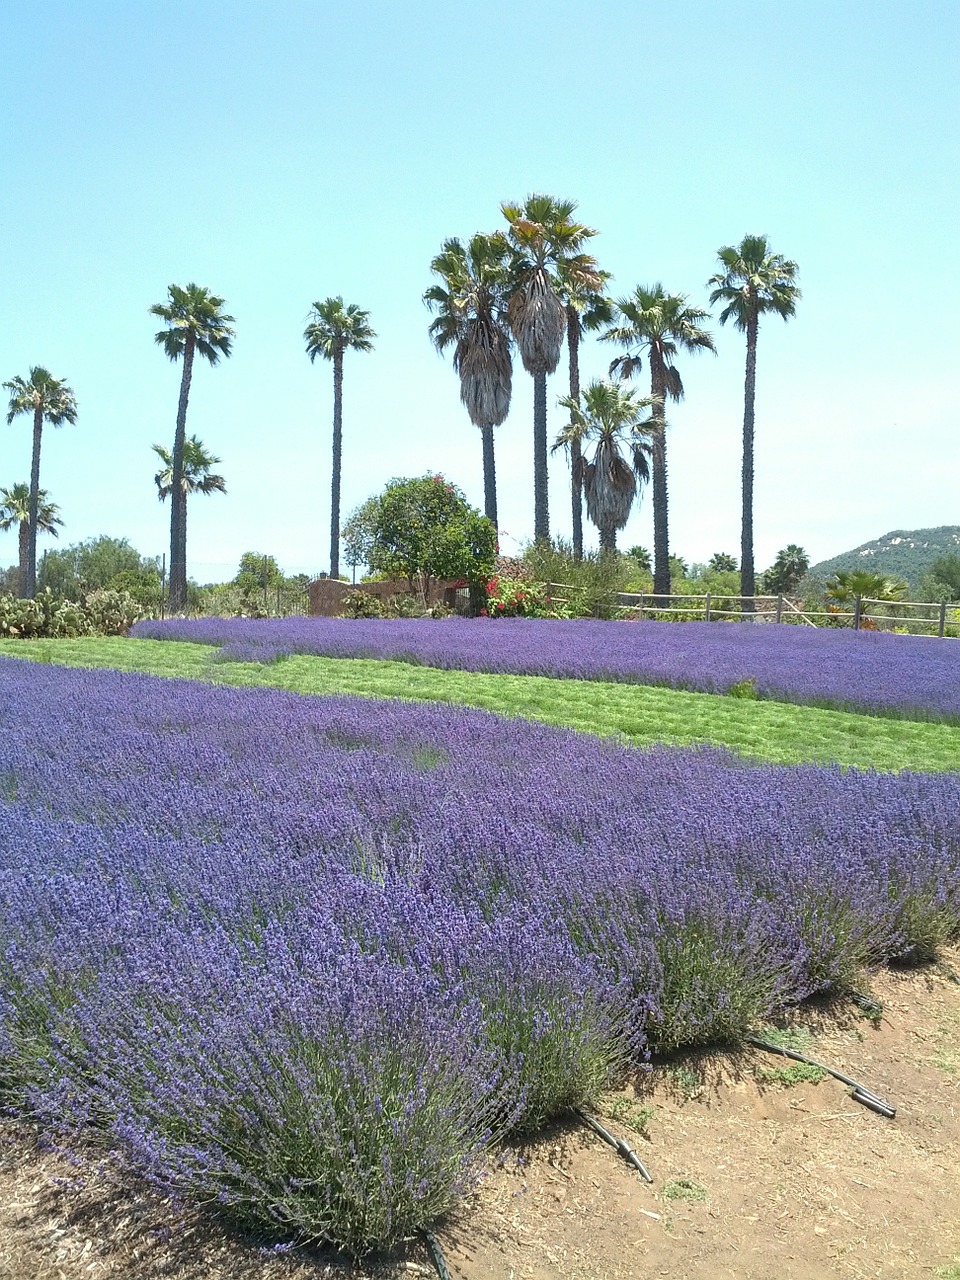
3,635,959,772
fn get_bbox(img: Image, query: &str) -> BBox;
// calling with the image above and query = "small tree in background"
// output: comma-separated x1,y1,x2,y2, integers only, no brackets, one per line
361,474,496,608
0,484,63,596
38,535,159,601
708,551,738,574
761,544,809,595
922,553,960,602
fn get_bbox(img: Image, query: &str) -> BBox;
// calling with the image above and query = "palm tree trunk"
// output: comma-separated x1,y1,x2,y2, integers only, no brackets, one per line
330,346,344,579
18,520,29,598
480,424,498,529
533,372,549,543
169,334,195,613
567,309,584,560
740,308,759,612
24,405,43,598
650,360,670,598
599,525,617,553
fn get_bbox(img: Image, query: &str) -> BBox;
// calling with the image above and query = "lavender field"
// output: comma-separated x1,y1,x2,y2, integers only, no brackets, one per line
131,616,960,721
2,653,959,1252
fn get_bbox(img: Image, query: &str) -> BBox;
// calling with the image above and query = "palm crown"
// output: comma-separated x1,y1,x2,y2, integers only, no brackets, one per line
502,194,600,375
425,232,513,429
152,437,226,500
555,380,654,548
602,285,715,412
0,484,62,534
150,283,235,364
707,235,801,329
5,367,78,429
304,298,376,361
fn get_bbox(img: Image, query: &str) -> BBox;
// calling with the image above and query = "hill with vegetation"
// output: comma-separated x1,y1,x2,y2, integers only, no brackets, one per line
809,526,960,591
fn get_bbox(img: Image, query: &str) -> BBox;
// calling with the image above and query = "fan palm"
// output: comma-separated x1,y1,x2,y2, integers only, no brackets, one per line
708,235,800,610
0,482,63,597
502,194,600,542
425,233,513,527
304,297,376,579
151,283,234,612
3,367,77,599
559,261,613,560
555,380,654,552
602,286,714,595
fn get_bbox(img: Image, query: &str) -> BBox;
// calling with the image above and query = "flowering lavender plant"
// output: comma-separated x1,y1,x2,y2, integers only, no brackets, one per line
132,616,960,721
2,656,959,1250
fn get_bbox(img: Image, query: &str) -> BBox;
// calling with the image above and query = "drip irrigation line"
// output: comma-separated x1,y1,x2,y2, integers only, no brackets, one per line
420,1229,452,1280
746,1036,896,1118
575,1108,654,1182
848,989,883,1016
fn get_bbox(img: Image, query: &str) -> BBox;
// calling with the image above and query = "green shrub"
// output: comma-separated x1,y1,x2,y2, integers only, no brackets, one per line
341,589,384,619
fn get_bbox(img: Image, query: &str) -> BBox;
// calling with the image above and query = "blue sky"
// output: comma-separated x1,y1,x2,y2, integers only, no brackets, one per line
2,0,957,582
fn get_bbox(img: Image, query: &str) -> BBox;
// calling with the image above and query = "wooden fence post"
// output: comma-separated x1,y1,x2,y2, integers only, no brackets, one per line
705,592,712,622
776,594,783,624
939,599,948,639
853,596,862,630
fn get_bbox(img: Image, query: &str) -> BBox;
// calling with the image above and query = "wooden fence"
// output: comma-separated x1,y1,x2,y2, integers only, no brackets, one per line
541,585,959,638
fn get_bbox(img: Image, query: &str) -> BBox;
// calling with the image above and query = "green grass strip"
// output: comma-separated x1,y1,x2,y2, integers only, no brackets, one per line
2,635,959,773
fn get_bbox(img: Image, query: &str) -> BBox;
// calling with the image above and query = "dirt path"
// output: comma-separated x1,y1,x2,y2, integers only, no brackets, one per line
2,954,958,1280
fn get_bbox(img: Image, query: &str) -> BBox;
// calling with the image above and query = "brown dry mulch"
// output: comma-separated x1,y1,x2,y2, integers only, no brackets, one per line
2,952,959,1280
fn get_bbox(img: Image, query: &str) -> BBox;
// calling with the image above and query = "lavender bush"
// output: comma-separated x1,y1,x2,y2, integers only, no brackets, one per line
2,656,959,1249
131,616,960,722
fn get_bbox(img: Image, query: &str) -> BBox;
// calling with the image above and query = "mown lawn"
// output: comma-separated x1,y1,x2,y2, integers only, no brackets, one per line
2,634,958,772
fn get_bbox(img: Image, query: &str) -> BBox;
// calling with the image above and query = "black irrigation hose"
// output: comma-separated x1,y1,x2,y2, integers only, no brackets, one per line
575,1108,654,1183
746,1036,897,1118
848,989,883,1016
420,1228,452,1280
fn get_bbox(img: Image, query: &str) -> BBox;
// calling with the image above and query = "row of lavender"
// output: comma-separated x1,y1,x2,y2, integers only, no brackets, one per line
2,657,959,1251
131,616,960,722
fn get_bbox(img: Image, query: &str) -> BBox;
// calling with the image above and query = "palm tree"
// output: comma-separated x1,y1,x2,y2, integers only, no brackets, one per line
151,283,234,612
502,194,600,543
554,380,654,552
559,262,613,560
304,298,376,580
762,544,808,595
602,286,715,596
425,233,513,527
3,367,77,599
0,483,63,596
152,437,226,577
707,235,800,611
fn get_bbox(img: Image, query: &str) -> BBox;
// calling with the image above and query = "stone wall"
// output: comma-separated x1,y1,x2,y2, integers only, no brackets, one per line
307,578,466,617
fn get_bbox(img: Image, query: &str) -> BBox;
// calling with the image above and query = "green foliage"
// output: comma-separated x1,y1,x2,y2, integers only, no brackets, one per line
234,552,284,594
924,553,960,602
0,588,143,638
341,589,385,619
761,544,809,595
522,539,629,619
708,551,738,573
826,570,908,603
660,1178,708,1203
602,1095,655,1136
39,536,160,602
355,475,496,598
626,545,651,573
483,576,553,618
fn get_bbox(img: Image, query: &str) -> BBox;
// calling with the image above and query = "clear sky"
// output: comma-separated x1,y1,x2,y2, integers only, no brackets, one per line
2,0,957,583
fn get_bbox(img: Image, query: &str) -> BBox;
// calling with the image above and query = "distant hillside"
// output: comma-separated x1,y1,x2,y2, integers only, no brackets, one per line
809,526,960,590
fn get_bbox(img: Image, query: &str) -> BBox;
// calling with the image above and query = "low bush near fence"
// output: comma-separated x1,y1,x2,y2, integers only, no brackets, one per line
131,616,960,722
2,658,959,1251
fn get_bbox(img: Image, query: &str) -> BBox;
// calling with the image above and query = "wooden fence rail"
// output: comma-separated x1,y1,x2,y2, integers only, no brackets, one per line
540,585,958,637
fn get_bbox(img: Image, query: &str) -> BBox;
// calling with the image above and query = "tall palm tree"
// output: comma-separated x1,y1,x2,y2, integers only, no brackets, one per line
424,233,513,527
602,286,714,596
502,194,600,543
152,436,227,576
554,380,654,552
707,235,800,611
304,297,376,580
0,483,63,597
150,283,234,612
559,262,613,560
3,367,77,599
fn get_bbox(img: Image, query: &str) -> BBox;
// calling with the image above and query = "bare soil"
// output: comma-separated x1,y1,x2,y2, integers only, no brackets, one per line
2,952,958,1280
